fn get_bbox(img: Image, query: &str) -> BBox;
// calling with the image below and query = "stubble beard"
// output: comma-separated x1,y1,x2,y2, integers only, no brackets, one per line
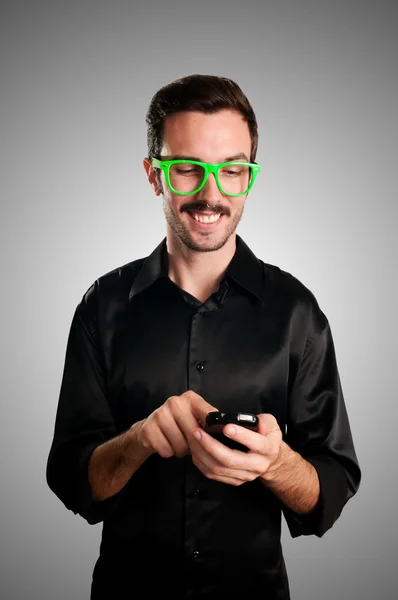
163,198,244,253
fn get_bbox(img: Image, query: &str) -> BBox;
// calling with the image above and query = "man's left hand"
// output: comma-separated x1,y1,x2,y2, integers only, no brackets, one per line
190,414,283,486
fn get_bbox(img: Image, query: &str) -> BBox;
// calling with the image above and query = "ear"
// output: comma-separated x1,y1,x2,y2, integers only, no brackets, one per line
143,158,162,196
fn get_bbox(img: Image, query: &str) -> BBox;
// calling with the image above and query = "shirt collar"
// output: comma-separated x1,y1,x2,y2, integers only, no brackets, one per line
128,238,167,301
128,235,264,305
227,236,265,305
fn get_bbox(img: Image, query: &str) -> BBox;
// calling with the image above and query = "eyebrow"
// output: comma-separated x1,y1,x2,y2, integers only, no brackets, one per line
167,152,250,163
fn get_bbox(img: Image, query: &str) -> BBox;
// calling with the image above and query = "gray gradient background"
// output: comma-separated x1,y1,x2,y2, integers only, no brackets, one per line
1,0,397,598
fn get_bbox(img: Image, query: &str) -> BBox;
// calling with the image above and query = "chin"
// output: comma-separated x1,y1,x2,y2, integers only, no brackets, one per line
182,232,232,253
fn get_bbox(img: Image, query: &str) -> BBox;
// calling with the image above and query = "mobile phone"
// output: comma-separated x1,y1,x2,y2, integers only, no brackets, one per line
204,411,259,451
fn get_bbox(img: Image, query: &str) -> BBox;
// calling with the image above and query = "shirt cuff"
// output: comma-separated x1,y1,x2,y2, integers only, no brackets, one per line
282,455,349,538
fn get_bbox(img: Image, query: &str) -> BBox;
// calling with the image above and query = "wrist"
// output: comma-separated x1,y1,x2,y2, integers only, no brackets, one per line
261,441,297,483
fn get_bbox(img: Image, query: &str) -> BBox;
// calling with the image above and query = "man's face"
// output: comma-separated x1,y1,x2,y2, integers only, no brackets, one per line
148,109,252,253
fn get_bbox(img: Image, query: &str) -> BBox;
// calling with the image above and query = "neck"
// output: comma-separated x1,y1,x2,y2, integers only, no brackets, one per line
166,231,237,303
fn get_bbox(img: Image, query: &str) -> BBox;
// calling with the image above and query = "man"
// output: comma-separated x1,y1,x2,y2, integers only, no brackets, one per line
46,74,361,599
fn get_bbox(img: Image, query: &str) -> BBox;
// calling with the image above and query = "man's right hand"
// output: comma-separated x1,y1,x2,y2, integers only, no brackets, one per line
131,390,218,459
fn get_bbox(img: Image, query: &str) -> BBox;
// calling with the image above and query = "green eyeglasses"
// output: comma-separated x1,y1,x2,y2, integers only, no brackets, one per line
151,158,261,197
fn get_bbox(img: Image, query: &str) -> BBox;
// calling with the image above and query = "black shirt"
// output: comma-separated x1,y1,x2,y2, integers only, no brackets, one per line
46,235,361,599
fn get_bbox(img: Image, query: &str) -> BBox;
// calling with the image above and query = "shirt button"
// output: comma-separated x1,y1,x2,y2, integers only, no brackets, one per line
192,488,200,497
193,550,200,559
196,361,205,372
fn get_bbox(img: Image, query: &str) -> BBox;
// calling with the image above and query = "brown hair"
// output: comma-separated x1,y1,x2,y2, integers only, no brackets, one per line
145,74,259,163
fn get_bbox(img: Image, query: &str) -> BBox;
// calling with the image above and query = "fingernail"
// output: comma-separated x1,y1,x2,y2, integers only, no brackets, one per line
225,426,236,436
193,430,202,440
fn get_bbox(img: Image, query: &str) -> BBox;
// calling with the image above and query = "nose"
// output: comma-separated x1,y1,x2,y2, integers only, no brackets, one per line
196,172,224,201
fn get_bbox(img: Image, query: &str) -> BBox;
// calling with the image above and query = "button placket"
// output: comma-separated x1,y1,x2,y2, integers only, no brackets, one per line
185,309,208,569
188,309,207,392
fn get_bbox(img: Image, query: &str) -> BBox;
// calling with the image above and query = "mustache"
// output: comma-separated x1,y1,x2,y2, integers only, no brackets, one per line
181,201,230,216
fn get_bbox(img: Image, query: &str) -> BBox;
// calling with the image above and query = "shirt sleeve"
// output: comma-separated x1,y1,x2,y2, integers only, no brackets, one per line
46,282,128,525
282,320,361,538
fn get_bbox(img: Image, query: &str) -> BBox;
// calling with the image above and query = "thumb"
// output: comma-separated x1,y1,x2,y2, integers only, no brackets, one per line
257,413,281,437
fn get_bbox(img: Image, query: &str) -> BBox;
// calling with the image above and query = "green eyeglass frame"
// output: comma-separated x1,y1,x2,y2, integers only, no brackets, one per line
151,157,261,197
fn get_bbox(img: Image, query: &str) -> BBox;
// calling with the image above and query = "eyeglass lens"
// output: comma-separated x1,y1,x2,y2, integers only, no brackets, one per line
169,163,252,195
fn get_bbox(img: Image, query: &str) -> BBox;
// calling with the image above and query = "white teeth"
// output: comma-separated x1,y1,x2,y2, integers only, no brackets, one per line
192,213,221,224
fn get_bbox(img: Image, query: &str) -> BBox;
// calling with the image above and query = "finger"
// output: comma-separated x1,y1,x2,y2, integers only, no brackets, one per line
158,410,190,457
182,390,218,425
173,406,204,442
164,394,204,441
191,427,251,471
222,422,281,457
152,430,177,458
138,419,176,458
191,452,245,486
257,414,281,436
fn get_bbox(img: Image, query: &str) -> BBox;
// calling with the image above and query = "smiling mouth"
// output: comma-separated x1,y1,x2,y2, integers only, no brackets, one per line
188,211,222,224
183,201,228,225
